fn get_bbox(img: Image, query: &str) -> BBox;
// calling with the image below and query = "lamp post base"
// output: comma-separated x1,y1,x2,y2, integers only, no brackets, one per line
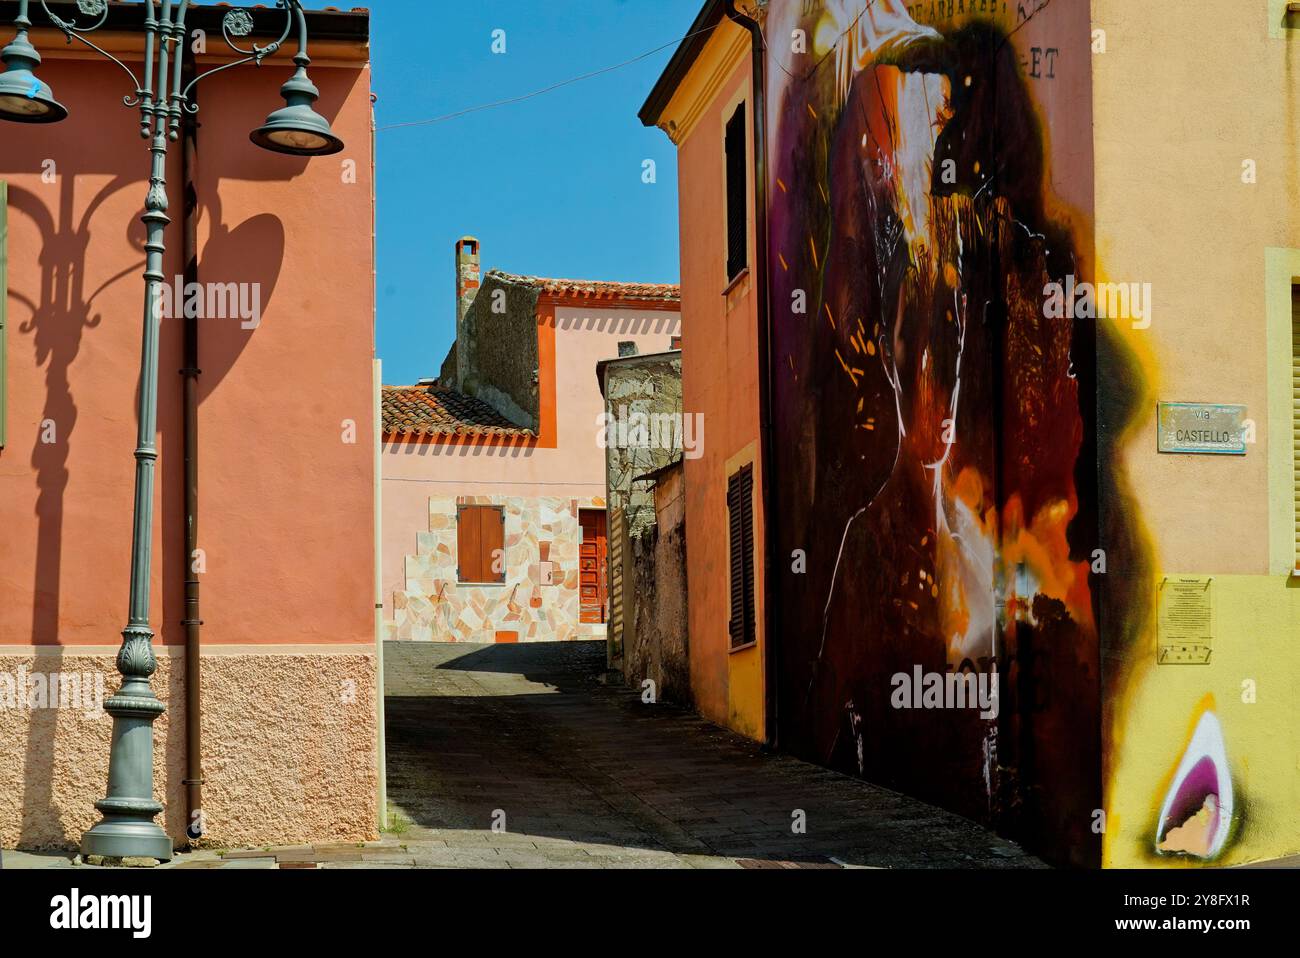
80,816,174,864
81,668,173,864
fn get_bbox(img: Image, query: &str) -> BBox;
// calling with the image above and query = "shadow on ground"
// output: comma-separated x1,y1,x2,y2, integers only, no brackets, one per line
383,641,1042,869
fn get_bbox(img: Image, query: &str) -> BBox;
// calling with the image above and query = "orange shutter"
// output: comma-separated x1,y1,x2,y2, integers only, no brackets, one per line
457,505,482,582
458,505,505,583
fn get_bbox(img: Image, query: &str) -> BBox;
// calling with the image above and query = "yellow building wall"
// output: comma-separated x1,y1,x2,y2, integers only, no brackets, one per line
1094,0,1300,867
1102,577,1299,867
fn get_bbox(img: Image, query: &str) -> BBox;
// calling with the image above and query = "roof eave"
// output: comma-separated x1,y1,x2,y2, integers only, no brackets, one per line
638,0,727,128
0,1,369,41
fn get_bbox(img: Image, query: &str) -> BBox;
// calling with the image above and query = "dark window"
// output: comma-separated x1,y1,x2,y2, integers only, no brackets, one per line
618,341,638,357
725,103,748,283
670,336,682,351
727,464,756,648
457,505,506,584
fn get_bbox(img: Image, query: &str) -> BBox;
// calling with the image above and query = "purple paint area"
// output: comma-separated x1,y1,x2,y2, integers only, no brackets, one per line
1161,755,1220,837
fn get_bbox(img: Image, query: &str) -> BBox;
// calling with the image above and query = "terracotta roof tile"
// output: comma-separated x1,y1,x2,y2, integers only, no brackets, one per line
488,270,680,304
382,384,534,439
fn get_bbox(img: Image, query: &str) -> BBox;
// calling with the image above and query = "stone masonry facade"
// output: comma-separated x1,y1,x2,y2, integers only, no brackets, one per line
389,495,608,643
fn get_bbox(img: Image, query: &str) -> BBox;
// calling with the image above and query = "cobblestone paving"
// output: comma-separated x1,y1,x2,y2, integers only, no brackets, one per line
1,641,1045,870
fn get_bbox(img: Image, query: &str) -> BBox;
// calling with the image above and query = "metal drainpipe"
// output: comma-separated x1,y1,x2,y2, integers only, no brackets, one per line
180,46,204,844
371,91,388,832
725,0,779,748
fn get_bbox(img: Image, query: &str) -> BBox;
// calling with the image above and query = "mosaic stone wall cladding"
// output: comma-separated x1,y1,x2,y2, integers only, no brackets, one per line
390,495,606,642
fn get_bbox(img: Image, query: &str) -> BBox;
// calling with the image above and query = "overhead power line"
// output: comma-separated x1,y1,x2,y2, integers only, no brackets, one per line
375,24,719,133
375,1,914,134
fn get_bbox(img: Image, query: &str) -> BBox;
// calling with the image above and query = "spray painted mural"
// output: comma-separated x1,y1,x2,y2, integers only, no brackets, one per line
765,0,1106,866
763,0,1282,869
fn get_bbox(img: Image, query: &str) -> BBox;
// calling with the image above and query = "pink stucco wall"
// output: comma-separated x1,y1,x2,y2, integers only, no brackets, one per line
0,46,375,650
381,305,680,617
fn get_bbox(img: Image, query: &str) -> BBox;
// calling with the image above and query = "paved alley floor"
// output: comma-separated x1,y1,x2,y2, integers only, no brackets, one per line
371,640,1040,869
1,641,1043,870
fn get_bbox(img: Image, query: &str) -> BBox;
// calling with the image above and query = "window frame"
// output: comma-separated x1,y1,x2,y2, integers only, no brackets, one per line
727,463,756,650
724,101,749,286
456,503,506,585
1292,288,1300,569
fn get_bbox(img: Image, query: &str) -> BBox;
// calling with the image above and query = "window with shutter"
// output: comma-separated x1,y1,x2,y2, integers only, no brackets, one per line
725,103,748,284
728,464,756,648
1293,290,1300,567
457,505,506,584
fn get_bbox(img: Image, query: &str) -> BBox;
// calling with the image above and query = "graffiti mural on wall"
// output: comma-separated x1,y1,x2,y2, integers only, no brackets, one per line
1153,698,1236,860
765,0,1106,865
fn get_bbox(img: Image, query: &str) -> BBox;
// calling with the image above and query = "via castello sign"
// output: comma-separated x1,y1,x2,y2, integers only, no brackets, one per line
1156,402,1248,456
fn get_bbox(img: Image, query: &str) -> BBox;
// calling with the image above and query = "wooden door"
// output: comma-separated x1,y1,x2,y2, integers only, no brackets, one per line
579,509,608,625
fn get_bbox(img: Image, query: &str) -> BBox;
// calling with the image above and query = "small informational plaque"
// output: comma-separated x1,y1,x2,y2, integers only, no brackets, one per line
1156,403,1247,455
1157,577,1214,665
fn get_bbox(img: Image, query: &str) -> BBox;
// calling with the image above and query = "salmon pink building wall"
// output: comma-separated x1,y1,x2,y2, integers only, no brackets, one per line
382,303,680,626
656,21,767,741
0,14,377,850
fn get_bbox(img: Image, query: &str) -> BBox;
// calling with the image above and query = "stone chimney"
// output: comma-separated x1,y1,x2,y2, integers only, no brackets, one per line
455,236,481,330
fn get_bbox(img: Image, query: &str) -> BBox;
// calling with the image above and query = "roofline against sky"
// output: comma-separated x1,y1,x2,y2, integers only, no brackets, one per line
0,1,370,42
638,0,725,129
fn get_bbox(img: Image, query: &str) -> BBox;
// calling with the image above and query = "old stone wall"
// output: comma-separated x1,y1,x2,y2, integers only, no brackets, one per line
601,353,684,536
456,273,542,429
623,466,690,706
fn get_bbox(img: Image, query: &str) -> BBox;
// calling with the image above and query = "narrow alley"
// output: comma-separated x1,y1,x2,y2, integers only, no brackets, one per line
378,642,1041,869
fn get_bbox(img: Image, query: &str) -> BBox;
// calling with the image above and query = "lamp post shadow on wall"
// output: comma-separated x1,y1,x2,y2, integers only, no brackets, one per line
0,0,343,863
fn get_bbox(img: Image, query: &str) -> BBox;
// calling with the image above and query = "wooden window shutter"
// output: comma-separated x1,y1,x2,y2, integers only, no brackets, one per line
609,507,626,654
482,506,505,583
1,181,7,450
724,104,748,283
457,505,505,583
457,505,482,582
740,465,756,645
728,464,755,648
1293,291,1300,567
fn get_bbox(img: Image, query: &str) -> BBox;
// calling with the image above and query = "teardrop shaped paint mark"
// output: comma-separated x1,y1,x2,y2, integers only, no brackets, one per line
1155,710,1234,859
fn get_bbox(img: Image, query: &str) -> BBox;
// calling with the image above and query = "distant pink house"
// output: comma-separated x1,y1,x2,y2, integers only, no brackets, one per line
381,238,681,643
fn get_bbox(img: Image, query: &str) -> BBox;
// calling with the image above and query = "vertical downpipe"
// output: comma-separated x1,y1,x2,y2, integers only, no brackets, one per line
371,91,387,832
726,1,779,747
374,358,386,831
180,44,204,844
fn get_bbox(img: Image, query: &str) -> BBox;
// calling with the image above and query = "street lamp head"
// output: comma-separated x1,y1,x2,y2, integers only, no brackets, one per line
250,64,342,156
0,27,67,123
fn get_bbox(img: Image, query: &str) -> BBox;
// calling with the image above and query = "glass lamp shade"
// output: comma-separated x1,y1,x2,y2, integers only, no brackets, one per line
249,68,343,157
0,39,66,124
250,103,343,156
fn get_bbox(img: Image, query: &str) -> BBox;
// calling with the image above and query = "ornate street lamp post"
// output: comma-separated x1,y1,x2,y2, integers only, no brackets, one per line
0,0,343,862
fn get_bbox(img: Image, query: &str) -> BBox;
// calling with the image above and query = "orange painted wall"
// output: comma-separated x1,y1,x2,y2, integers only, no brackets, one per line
673,48,766,738
0,44,375,649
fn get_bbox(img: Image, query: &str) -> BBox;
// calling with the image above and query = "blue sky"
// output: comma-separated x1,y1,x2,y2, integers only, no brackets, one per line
369,0,703,385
